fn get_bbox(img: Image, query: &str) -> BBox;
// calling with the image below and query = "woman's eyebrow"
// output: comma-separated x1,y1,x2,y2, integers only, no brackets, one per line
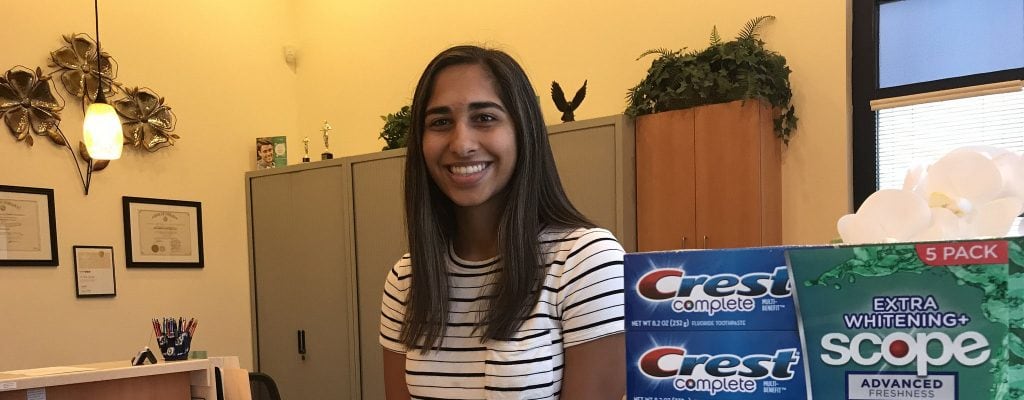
426,102,506,116
425,106,451,116
468,101,505,112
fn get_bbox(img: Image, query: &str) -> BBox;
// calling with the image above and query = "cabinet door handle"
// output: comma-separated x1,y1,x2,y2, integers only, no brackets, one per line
681,236,687,249
298,330,307,360
703,235,708,249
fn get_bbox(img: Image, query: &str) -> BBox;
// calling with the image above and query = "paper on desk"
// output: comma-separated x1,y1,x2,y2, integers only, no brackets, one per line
5,366,95,376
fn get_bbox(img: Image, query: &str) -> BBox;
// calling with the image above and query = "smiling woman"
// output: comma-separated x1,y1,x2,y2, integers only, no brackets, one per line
420,63,518,218
379,45,627,400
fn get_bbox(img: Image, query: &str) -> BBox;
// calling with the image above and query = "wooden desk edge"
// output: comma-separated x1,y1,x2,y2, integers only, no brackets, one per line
0,359,211,392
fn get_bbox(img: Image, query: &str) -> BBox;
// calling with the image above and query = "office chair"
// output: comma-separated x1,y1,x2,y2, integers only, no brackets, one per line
249,371,283,400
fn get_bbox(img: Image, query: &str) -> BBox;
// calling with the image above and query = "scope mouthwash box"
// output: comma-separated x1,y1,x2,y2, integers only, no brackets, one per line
626,330,808,400
787,238,1024,400
625,247,801,331
625,247,812,399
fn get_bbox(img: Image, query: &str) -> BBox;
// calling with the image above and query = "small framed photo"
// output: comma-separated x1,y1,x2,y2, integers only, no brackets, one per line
122,197,204,268
256,136,287,169
0,185,58,267
74,246,116,297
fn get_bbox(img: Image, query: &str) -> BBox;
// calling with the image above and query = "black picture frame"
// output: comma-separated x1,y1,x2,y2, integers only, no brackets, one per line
73,245,116,297
122,196,204,268
0,185,58,267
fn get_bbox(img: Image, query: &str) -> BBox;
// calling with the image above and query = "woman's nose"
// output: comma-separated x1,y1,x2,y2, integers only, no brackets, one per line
449,123,478,156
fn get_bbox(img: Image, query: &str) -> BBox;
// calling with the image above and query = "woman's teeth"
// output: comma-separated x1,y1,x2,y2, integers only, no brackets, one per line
450,163,486,175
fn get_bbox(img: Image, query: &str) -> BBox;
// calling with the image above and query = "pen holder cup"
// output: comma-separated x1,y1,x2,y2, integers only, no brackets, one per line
156,333,193,361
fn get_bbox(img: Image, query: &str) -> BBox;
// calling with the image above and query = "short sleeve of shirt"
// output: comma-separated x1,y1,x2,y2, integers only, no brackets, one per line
555,228,625,348
379,256,411,354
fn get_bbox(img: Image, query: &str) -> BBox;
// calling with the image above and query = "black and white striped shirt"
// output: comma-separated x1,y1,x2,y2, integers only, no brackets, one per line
379,227,625,399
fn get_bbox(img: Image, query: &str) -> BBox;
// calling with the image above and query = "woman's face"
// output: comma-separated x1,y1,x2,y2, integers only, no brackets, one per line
421,63,517,212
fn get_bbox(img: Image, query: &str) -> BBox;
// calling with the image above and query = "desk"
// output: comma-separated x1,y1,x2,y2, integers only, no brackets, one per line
0,358,227,400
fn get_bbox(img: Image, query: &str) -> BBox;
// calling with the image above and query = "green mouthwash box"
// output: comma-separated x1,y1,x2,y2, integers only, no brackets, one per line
787,238,1023,400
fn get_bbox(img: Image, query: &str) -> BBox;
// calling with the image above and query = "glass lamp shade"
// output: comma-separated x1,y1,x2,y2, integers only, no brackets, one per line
83,102,124,160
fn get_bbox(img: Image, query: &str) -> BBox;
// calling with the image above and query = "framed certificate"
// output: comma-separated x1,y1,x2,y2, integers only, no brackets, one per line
122,197,204,268
73,245,116,297
0,185,58,266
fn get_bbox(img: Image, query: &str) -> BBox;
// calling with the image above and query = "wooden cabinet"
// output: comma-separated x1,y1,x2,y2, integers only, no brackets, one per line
246,115,633,399
636,100,781,251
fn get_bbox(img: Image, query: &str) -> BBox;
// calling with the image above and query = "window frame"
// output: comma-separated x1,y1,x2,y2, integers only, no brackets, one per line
850,0,1024,209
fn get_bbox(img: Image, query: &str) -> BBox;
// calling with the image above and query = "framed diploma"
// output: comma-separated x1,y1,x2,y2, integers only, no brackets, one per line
0,185,58,266
73,245,116,297
122,197,204,268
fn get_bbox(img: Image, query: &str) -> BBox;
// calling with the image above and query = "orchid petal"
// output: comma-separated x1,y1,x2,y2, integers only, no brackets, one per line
992,152,1024,200
838,214,886,244
926,150,1003,205
966,197,1024,238
858,189,932,241
950,145,1010,159
911,208,960,242
902,163,927,192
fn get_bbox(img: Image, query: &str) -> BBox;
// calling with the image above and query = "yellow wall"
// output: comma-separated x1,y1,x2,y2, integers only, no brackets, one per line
294,0,852,245
0,0,298,370
0,0,850,371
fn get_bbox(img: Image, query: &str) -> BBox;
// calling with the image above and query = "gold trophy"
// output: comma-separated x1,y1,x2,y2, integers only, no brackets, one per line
320,121,334,160
302,137,311,163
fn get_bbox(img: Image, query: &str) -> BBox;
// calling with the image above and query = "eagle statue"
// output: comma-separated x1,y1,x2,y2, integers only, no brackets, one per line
551,80,587,122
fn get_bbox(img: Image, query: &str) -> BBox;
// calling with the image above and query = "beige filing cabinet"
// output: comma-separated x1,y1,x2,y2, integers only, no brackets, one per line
246,149,407,400
548,114,636,252
246,115,635,399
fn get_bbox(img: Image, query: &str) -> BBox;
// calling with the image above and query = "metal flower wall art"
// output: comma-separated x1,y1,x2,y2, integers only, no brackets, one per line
837,146,1024,244
50,33,118,106
0,33,180,160
0,67,65,146
114,87,178,151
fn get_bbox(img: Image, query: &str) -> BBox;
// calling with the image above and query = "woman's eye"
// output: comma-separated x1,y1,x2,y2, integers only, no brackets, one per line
474,114,497,123
427,118,451,128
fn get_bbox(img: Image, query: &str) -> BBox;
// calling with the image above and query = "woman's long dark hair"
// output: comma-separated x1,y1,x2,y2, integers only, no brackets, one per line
402,45,594,351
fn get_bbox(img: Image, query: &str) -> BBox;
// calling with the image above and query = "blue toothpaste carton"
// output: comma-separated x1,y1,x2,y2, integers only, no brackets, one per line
625,247,800,331
625,247,813,399
626,330,808,399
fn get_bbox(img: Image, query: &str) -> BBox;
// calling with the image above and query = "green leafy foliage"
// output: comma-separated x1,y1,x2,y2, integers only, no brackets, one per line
626,16,799,144
379,105,411,150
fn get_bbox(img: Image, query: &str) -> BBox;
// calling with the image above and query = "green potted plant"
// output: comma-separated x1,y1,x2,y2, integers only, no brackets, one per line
379,105,411,150
629,16,791,252
626,15,797,143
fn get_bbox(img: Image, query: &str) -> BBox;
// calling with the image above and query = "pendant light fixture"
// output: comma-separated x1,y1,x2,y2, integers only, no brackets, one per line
82,0,123,160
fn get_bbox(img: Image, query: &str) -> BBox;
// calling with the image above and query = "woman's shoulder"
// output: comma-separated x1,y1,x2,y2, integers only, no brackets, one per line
385,254,413,286
539,226,623,265
540,226,619,247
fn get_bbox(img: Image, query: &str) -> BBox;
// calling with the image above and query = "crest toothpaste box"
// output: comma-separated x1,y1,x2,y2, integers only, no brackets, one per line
626,330,808,399
625,247,813,399
625,247,801,331
788,238,1024,400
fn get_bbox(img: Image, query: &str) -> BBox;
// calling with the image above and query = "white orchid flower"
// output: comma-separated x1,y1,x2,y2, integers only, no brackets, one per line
837,189,932,244
839,147,1024,244
918,149,1023,239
